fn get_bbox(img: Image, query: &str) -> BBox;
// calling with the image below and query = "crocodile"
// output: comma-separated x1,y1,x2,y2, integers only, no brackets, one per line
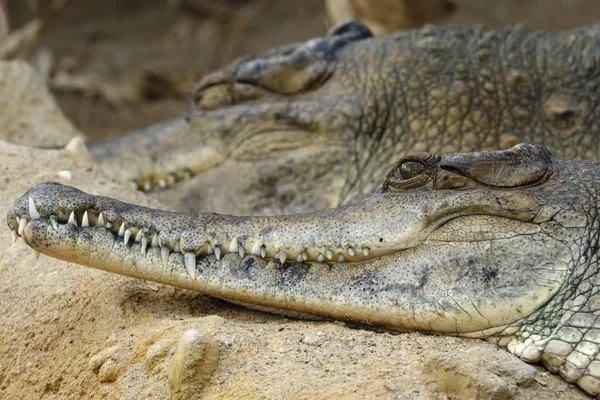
7,142,600,395
87,21,600,215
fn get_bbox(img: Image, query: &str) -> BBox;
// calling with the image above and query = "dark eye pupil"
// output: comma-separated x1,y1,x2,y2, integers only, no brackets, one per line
397,161,425,180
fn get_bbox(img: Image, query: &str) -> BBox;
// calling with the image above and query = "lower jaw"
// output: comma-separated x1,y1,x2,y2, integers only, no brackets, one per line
23,216,559,337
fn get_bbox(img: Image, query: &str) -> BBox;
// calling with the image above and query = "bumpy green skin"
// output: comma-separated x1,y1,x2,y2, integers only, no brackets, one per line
7,143,600,395
89,22,600,214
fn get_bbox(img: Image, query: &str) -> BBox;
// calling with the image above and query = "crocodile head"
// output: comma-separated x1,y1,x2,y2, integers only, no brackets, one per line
87,23,600,215
8,142,597,340
88,21,374,215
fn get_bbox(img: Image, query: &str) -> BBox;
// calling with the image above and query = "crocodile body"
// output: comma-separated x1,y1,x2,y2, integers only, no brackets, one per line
88,21,600,215
8,143,600,396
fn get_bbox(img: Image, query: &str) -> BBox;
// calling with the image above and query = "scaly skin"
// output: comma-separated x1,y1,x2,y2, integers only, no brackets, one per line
88,21,600,215
7,143,600,395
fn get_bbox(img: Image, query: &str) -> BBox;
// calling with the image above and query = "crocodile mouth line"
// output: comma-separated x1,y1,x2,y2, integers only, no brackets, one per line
10,195,403,271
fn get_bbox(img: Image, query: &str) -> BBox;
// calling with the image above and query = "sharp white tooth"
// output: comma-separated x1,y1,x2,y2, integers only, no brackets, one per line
28,197,41,220
228,237,239,253
16,216,20,224
68,211,77,226
206,242,213,254
317,254,324,263
362,247,370,256
97,213,105,226
151,233,160,247
49,215,59,231
141,236,149,254
347,247,355,256
11,230,18,244
161,247,170,268
238,246,245,258
129,180,138,190
184,252,196,278
143,181,152,192
158,179,167,189
296,255,303,262
301,251,308,261
214,246,221,261
81,211,89,227
106,222,113,229
135,229,143,242
338,255,345,263
277,251,287,264
33,250,40,260
260,246,266,258
167,173,176,185
325,249,333,260
251,242,260,255
124,229,132,245
18,217,28,236
118,222,125,236
174,241,181,253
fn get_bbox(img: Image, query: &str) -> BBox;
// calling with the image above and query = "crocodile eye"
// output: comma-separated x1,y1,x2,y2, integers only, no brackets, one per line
397,161,425,180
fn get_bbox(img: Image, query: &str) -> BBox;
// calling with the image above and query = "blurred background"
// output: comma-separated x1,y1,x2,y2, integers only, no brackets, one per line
2,0,599,141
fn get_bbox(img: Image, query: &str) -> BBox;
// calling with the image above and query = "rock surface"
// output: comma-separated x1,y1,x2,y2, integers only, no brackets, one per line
0,61,81,146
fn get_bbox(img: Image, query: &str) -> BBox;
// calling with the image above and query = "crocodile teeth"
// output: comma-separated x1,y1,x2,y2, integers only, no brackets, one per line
11,230,18,244
251,242,261,256
97,212,105,227
28,197,40,220
301,251,309,261
167,173,176,185
68,211,77,226
325,249,333,260
228,237,239,253
81,211,90,227
260,246,266,258
206,242,213,254
18,217,28,236
338,255,345,263
362,247,370,256
118,222,125,236
129,180,138,189
124,229,132,245
317,254,324,263
161,247,170,268
151,233,159,248
135,229,143,243
141,236,149,254
214,246,221,261
143,181,152,192
347,247,355,257
106,222,113,229
238,246,245,258
174,241,181,253
296,255,303,262
158,179,167,189
49,215,59,231
277,251,287,264
184,252,196,278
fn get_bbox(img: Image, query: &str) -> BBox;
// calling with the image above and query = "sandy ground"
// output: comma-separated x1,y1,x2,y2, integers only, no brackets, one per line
0,143,590,399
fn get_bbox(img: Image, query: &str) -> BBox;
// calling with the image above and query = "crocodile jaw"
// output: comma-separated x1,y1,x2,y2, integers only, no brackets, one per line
7,182,572,335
